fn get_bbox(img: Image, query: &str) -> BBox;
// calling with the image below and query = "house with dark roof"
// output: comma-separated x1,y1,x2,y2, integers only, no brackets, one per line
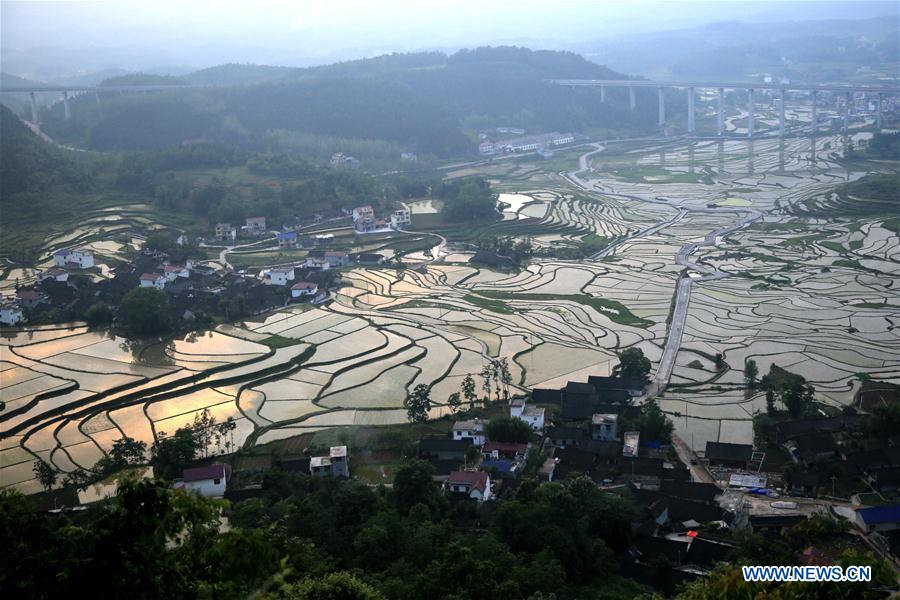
870,467,900,492
748,514,808,533
588,375,645,396
632,537,690,565
685,536,733,568
419,438,473,461
531,388,562,404
356,252,385,266
482,441,528,460
659,481,722,504
786,432,837,465
178,463,231,498
546,426,587,448
445,471,492,502
471,250,514,270
704,442,753,468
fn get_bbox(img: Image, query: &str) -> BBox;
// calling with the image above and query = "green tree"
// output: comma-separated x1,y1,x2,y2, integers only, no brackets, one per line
869,402,900,438
752,413,773,448
780,381,816,418
85,302,113,326
486,416,533,443
447,392,462,414
744,358,758,387
287,572,385,600
192,407,218,458
461,373,477,409
404,384,431,423
151,427,198,480
392,460,445,516
623,399,674,444
615,348,651,381
765,389,776,415
33,459,57,492
119,287,172,336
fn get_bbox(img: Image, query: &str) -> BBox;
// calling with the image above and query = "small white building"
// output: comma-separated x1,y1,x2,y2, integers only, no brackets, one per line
391,208,411,229
592,413,618,441
291,281,318,298
179,464,230,498
245,216,267,234
53,247,94,269
309,446,350,478
304,257,331,270
215,223,237,242
0,301,23,326
452,419,486,447
163,264,189,282
267,266,295,286
445,471,492,502
139,273,166,290
276,231,298,248
37,267,69,283
352,205,374,222
324,251,350,268
510,400,545,431
623,431,640,458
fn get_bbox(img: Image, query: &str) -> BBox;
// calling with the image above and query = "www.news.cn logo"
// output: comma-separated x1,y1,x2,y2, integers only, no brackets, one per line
742,565,872,583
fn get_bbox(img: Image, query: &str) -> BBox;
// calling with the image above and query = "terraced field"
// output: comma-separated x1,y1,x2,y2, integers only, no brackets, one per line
3,133,897,492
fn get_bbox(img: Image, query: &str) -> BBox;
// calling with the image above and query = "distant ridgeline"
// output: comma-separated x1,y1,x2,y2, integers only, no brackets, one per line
35,47,661,157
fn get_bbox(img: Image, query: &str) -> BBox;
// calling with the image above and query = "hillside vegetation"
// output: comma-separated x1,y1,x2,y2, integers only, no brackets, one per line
39,47,661,158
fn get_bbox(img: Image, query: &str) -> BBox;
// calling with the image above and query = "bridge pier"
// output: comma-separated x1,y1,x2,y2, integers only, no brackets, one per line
843,91,851,135
600,86,606,103
717,87,724,136
658,87,665,127
747,88,754,138
877,93,883,131
63,91,71,119
810,90,818,134
687,86,695,134
29,91,38,124
629,87,636,112
778,89,786,137
95,91,101,104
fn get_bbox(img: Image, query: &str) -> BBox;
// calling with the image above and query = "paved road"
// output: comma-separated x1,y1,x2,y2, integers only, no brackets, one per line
565,142,763,397
672,434,715,484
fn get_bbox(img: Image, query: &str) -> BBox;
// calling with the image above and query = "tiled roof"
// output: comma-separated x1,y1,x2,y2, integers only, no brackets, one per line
183,463,229,482
447,470,488,493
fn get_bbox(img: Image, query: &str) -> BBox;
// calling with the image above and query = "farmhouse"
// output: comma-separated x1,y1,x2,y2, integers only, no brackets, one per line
324,251,350,267
351,205,375,222
139,273,166,290
510,399,545,431
854,505,900,533
266,266,295,286
419,438,473,461
483,441,528,461
37,267,69,283
391,208,411,228
244,216,267,234
0,301,23,326
309,446,350,478
452,419,486,447
704,442,753,468
163,264,190,281
215,223,237,242
592,413,619,441
356,253,386,266
445,471,492,502
178,463,231,498
291,281,318,298
53,247,94,269
276,231,298,248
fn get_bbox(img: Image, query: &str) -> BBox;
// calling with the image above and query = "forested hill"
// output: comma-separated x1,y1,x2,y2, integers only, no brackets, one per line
0,105,92,197
39,47,656,159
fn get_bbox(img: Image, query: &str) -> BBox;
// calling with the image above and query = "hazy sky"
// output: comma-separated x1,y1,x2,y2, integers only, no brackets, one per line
1,1,897,78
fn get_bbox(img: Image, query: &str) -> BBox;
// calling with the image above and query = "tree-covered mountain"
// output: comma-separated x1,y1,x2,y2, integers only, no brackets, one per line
39,47,658,159
99,73,185,86
0,104,92,197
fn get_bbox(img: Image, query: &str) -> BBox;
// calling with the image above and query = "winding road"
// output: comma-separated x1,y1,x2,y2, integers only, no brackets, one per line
564,141,763,397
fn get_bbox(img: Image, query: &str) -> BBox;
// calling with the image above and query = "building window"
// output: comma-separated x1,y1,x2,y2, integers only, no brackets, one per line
213,478,221,485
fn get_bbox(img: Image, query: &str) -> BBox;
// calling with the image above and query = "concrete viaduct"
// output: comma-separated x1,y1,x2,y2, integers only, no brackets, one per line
550,79,900,137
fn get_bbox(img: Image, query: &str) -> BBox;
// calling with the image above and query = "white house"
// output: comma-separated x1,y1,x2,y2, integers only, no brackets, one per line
215,223,237,242
244,216,267,234
351,205,374,222
324,251,349,267
53,247,94,269
309,446,350,478
623,431,640,458
37,267,69,283
304,257,331,270
163,264,189,282
445,471,492,502
179,463,231,498
592,413,618,441
267,266,295,286
452,419,486,447
391,208,411,229
139,273,166,290
510,399,545,431
291,281,318,298
0,301,23,326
